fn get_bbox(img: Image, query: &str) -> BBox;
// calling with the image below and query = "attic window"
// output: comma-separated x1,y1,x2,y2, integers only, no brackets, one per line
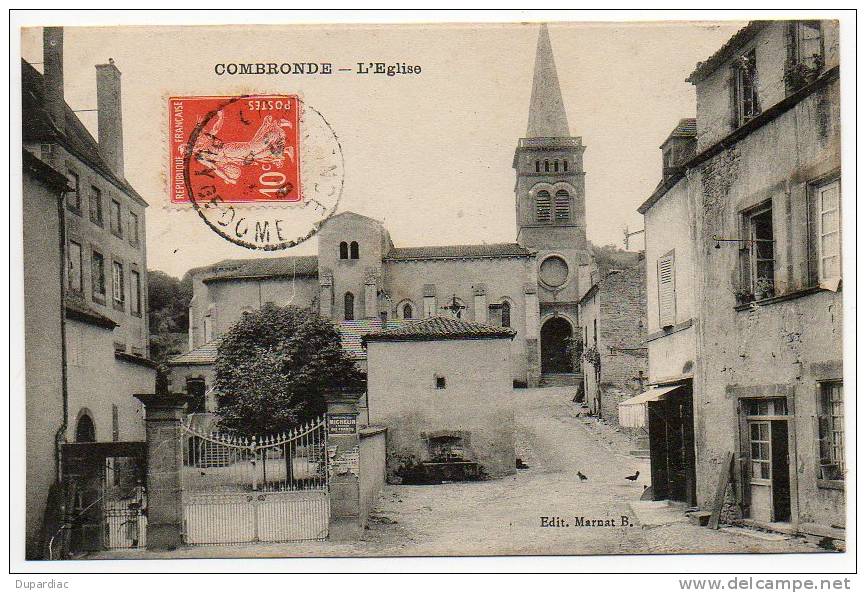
734,49,761,127
435,376,446,390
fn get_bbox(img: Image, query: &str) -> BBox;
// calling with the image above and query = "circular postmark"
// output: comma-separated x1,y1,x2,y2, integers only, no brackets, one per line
178,95,343,250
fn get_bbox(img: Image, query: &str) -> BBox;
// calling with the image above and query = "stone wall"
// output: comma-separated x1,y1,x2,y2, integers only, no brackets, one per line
691,38,843,532
358,427,387,527
366,338,516,480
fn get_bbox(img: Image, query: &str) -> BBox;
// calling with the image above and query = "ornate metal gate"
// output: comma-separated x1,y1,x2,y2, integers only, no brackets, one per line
180,417,329,545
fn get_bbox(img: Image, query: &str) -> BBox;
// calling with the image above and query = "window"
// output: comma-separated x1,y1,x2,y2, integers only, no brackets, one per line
402,303,414,319
593,319,597,346
91,250,106,298
745,205,775,299
350,241,359,259
128,211,139,246
663,149,673,176
110,198,123,236
66,171,81,211
535,190,552,223
89,186,103,226
339,241,348,259
344,291,355,320
112,261,125,306
501,301,511,328
563,160,569,172
734,49,761,126
749,422,771,480
203,315,213,343
68,240,83,292
544,160,550,173
554,190,570,221
435,376,446,390
75,413,95,443
794,21,823,68
554,160,559,173
535,160,540,173
816,179,841,284
657,252,676,328
130,269,142,316
817,381,844,481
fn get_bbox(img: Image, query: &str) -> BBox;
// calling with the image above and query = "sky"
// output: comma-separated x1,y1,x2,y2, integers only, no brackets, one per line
22,21,745,278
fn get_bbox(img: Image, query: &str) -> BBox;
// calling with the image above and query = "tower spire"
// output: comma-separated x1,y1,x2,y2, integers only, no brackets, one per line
526,24,570,138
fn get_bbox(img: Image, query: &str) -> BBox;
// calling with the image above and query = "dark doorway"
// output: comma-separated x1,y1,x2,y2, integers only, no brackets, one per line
771,421,791,522
648,385,697,505
541,316,572,373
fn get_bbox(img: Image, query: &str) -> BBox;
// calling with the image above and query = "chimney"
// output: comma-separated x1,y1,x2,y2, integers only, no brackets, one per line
96,59,124,177
42,27,65,134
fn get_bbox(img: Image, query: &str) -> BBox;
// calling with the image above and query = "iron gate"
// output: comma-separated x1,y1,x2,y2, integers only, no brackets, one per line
181,417,329,545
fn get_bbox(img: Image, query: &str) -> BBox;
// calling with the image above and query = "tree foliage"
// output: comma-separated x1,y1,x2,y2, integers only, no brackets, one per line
148,270,193,334
214,304,365,436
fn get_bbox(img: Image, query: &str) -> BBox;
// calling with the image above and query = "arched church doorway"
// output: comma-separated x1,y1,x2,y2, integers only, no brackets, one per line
540,316,573,374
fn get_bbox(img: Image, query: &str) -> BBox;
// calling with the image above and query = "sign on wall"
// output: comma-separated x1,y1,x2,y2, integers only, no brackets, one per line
328,413,357,435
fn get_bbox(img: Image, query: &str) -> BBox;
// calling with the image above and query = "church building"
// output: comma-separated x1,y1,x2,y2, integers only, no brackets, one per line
170,25,592,395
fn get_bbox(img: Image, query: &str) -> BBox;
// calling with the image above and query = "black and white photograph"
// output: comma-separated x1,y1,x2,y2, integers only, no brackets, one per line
9,8,857,584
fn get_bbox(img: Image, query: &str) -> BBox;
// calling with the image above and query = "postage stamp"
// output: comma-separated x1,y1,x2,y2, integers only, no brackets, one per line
170,95,343,250
170,95,301,204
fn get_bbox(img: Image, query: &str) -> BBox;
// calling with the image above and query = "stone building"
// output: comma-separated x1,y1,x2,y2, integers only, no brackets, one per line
364,317,517,481
22,151,68,560
639,21,843,539
578,263,648,441
170,25,593,396
631,118,700,505
22,28,156,557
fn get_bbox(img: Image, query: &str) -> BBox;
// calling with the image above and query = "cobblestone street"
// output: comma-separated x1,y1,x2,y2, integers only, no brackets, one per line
92,387,825,559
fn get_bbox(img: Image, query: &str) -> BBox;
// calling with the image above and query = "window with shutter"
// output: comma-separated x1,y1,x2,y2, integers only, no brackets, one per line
816,179,841,284
657,252,676,328
554,190,571,221
536,190,551,222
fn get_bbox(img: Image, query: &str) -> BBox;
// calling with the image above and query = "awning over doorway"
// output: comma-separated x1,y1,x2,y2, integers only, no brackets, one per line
618,385,684,428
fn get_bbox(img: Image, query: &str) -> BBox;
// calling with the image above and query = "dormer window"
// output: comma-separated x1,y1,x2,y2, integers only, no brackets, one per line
734,49,760,127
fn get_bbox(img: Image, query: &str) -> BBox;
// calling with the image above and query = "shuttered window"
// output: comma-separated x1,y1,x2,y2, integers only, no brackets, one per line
554,190,571,221
536,191,552,222
817,179,841,283
657,252,676,328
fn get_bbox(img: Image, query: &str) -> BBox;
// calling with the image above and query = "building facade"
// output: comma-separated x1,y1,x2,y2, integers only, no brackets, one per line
22,152,68,560
578,265,648,433
638,21,843,537
171,25,592,394
22,27,157,557
364,317,517,481
633,119,700,505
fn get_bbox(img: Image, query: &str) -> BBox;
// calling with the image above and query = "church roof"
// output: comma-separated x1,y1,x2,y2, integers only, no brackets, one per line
202,255,319,282
384,243,531,261
526,24,571,138
363,316,516,344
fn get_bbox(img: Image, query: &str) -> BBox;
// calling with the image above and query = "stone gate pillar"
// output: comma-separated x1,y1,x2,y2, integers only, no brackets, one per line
326,391,362,540
135,393,190,550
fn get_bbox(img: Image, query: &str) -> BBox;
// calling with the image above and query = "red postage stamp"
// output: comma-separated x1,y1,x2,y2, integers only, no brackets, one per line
169,95,301,204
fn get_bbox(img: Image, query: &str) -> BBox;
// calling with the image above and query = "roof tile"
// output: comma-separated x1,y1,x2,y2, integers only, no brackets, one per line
385,243,531,261
363,316,516,344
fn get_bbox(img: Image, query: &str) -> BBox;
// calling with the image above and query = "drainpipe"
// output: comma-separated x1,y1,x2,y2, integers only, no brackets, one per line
54,188,69,485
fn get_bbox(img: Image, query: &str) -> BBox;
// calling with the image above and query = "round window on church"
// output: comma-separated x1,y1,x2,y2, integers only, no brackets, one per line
539,255,569,288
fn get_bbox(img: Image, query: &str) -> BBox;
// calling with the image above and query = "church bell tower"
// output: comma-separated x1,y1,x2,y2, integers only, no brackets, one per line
515,24,588,377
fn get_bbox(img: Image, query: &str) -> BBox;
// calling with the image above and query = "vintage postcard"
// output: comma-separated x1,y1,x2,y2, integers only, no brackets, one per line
13,11,854,576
